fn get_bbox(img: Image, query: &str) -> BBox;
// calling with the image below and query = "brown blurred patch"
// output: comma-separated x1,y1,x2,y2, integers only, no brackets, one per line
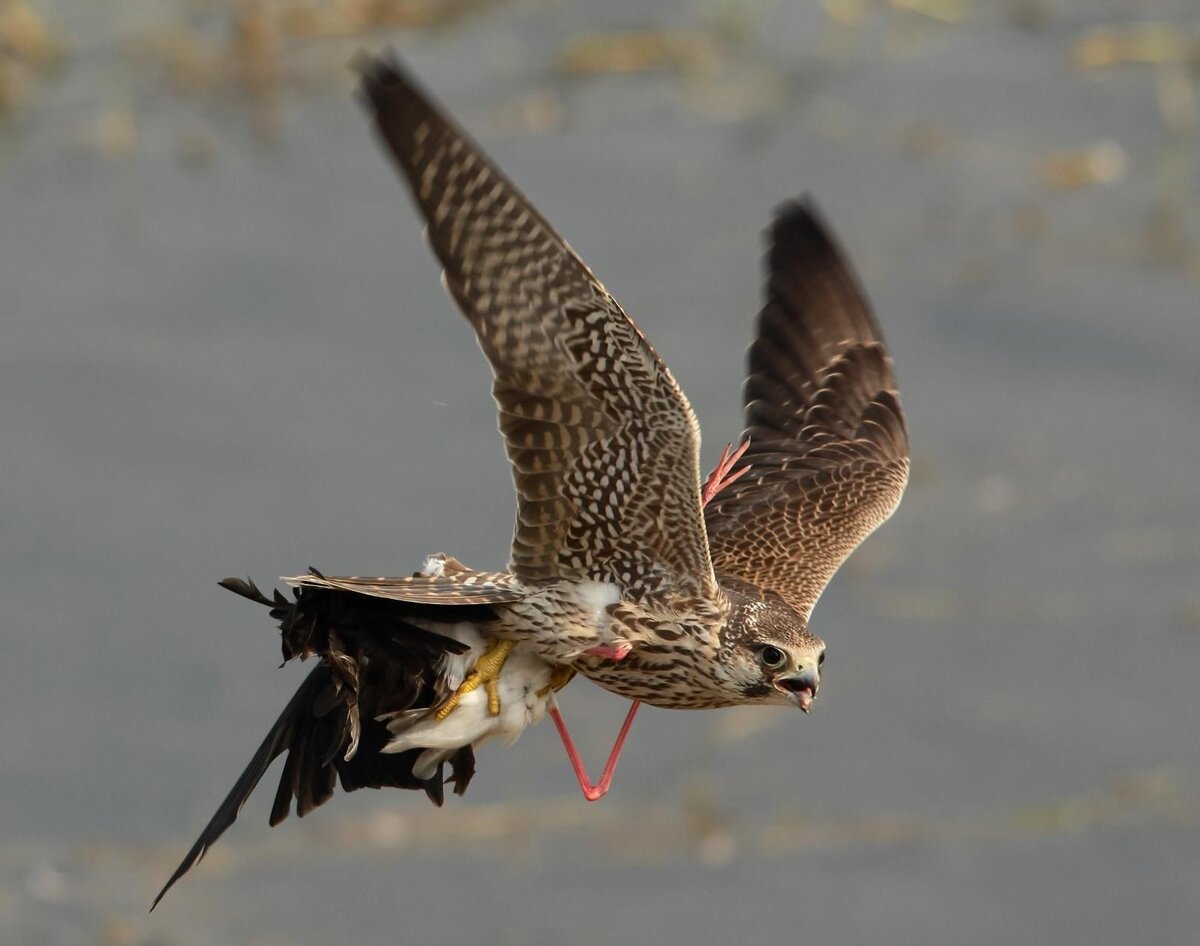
897,121,956,159
1170,600,1200,633
822,0,869,29
559,29,722,79
279,0,503,37
0,55,26,117
489,91,566,136
1038,141,1128,190
1154,62,1197,135
889,0,968,25
0,1,66,120
137,27,220,97
88,106,139,157
0,1,66,67
1073,22,1200,70
135,0,508,143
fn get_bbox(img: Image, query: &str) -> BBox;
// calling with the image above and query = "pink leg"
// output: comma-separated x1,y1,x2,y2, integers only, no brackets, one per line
702,440,752,506
551,446,750,801
549,698,642,801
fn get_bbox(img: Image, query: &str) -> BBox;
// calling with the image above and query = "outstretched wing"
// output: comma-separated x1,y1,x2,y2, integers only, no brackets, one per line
360,55,717,607
704,200,908,621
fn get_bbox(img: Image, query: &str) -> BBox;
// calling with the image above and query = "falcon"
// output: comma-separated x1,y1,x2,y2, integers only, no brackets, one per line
153,52,908,908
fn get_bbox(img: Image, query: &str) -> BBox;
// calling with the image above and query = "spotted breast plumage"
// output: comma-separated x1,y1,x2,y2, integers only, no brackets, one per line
153,52,908,907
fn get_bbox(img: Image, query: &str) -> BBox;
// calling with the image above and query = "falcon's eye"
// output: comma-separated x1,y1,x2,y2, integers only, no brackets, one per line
759,646,787,670
818,651,826,667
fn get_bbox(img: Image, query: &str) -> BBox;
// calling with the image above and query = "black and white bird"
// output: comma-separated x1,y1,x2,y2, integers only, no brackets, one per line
153,52,908,908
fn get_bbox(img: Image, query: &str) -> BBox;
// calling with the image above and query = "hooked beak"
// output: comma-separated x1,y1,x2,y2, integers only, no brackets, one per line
776,667,819,713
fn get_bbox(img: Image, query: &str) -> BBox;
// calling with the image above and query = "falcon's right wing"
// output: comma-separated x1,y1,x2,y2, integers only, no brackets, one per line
360,55,718,609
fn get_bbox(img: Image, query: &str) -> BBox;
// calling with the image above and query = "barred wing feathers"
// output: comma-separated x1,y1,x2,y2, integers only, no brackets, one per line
286,556,523,606
704,200,909,621
360,56,717,607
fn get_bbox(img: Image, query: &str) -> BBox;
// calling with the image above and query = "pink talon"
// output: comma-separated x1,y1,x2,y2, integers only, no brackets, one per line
584,641,633,661
702,440,752,506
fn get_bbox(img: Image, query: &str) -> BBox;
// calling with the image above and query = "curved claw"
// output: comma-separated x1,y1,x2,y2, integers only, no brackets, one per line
584,641,633,661
435,638,515,720
702,440,752,506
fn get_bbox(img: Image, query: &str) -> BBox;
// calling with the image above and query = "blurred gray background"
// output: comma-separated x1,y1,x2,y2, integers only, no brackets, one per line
3,1,1199,944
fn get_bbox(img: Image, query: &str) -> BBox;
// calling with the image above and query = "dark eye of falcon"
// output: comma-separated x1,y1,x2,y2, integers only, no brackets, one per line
759,645,787,670
818,651,826,667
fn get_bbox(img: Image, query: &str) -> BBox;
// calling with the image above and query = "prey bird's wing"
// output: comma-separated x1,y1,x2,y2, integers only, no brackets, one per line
152,580,479,909
704,200,908,621
360,56,717,606
152,666,474,909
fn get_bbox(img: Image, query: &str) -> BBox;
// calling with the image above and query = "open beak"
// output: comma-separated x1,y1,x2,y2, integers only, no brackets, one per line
776,668,819,713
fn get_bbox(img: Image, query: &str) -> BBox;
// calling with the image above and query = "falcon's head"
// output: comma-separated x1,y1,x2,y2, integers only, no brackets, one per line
718,585,825,712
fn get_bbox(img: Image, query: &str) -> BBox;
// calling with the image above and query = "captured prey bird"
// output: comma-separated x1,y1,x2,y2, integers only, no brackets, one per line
153,52,908,907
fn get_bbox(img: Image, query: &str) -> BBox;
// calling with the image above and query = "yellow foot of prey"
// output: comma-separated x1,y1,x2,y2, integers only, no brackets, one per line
435,638,516,720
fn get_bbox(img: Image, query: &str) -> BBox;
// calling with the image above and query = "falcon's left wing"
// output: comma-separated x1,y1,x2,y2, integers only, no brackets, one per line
286,555,525,607
704,200,908,621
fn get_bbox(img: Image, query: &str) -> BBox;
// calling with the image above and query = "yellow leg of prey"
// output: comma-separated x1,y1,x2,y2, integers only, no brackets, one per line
436,638,516,720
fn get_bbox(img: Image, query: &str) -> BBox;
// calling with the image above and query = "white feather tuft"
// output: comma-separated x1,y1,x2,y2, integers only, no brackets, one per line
420,554,446,578
577,581,621,622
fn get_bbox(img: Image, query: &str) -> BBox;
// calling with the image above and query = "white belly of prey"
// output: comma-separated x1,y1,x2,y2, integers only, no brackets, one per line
381,623,556,779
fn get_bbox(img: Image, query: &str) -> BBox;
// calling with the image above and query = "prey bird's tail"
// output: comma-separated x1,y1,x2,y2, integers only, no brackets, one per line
152,573,492,910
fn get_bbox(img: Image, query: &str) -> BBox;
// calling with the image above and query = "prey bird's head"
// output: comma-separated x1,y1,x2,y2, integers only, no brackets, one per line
717,583,825,712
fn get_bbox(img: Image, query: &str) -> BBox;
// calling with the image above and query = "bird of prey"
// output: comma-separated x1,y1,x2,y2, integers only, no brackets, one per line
153,53,908,907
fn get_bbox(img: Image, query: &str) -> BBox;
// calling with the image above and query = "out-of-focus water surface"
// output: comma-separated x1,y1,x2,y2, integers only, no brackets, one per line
3,1,1199,943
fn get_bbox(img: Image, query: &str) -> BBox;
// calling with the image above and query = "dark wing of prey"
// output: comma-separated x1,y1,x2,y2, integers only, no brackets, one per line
704,200,909,621
152,579,481,910
359,55,718,608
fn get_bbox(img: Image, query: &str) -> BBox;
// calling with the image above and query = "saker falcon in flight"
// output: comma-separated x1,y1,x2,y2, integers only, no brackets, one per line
153,52,909,908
